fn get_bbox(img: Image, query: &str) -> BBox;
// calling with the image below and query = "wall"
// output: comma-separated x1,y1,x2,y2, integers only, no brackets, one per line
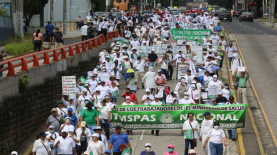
0,39,112,153
0,15,13,44
28,15,41,27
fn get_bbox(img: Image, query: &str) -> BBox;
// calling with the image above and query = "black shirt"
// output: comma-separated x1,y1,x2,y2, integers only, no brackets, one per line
53,32,63,43
148,53,158,62
43,33,51,42
216,96,228,104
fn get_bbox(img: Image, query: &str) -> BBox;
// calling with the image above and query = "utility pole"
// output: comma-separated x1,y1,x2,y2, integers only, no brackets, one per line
270,0,275,24
140,0,143,12
154,0,156,9
170,0,172,7
263,0,265,17
50,0,53,23
63,0,67,34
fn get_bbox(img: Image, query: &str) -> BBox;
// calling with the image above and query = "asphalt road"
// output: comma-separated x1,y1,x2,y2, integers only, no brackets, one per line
221,18,277,149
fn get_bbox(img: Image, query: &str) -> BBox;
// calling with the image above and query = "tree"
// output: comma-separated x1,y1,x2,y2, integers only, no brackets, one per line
23,0,49,26
0,3,9,16
109,0,114,11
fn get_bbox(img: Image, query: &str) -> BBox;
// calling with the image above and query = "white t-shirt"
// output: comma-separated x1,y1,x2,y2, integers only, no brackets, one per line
134,59,146,72
207,128,226,144
179,98,195,104
78,94,93,106
142,94,154,105
222,88,230,100
110,86,119,98
150,101,162,105
122,102,135,105
127,78,138,90
45,132,60,145
183,120,199,139
174,54,186,65
226,47,237,57
99,106,111,119
96,85,111,97
161,58,169,70
200,119,214,136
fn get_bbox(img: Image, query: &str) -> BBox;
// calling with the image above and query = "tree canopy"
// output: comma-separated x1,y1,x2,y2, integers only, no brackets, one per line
23,0,49,26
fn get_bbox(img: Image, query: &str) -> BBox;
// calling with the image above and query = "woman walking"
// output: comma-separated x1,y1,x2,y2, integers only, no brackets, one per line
43,29,52,50
32,29,42,52
86,133,105,155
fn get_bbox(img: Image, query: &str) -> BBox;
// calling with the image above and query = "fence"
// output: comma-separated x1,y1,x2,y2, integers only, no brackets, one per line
0,30,120,76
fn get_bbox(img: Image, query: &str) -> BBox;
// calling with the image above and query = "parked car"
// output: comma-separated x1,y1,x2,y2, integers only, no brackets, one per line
233,9,244,17
215,10,223,16
239,12,253,22
218,11,232,22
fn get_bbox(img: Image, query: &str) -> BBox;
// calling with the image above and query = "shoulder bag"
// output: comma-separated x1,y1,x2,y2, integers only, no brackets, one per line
116,134,127,153
189,121,197,147
94,142,104,155
40,141,50,154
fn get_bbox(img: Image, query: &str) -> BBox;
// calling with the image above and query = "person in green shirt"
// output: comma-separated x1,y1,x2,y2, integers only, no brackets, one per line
80,102,99,134
234,69,250,103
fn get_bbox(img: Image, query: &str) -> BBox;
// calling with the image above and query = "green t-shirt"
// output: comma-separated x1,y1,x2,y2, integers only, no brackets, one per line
81,109,99,126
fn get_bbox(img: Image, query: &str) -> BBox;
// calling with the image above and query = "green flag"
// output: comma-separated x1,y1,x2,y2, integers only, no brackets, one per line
109,54,113,62
162,100,165,105
185,129,193,139
79,76,86,84
140,54,142,57
97,66,99,72
90,151,93,155
112,90,119,98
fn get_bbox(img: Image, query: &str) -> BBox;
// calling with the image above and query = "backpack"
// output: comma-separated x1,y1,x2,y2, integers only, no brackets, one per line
87,26,93,34
198,76,204,84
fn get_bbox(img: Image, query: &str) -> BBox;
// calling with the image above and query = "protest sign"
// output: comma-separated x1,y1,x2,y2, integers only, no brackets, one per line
111,104,247,130
171,29,211,42
167,18,199,29
62,76,76,95
208,85,222,95
176,63,190,79
79,76,86,84
238,67,245,72
98,72,110,83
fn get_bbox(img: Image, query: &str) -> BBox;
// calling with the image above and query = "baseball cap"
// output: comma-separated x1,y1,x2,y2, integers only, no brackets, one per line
40,132,48,137
82,89,88,92
93,126,102,131
126,96,131,100
68,108,73,111
69,96,74,100
51,108,57,112
155,94,160,98
104,150,111,154
168,144,174,148
158,70,162,72
203,112,211,116
145,89,150,92
81,121,86,127
184,92,190,96
145,143,151,147
115,125,121,129
61,129,68,133
213,75,218,78
229,96,235,100
91,133,99,138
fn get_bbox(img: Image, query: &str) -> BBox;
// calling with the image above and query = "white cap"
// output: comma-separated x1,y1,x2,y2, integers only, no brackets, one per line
123,56,128,59
155,94,160,98
184,92,190,96
91,133,99,138
213,75,218,78
69,96,74,100
69,126,75,132
83,89,88,92
192,81,196,84
61,129,68,133
126,96,131,100
173,91,178,95
145,89,150,92
145,143,151,147
122,44,128,47
96,88,100,91
11,151,18,155
191,84,196,88
217,91,223,95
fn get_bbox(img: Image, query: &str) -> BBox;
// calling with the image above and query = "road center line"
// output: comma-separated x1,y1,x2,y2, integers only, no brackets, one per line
259,31,261,32
139,130,145,140
264,33,267,35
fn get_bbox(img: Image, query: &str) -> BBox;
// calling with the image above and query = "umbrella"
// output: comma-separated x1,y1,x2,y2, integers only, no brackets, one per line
142,15,154,19
113,37,125,41
120,68,139,73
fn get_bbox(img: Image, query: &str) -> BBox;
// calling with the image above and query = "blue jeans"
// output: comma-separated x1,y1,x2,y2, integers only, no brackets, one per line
209,142,223,155
131,90,137,94
100,119,110,139
228,57,233,69
0,65,3,78
112,98,117,104
184,139,194,155
87,126,95,134
228,129,236,138
161,69,169,79
149,61,156,71
124,73,130,82
49,144,57,155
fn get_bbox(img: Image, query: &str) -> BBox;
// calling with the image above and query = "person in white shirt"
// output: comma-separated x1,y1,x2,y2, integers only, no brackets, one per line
142,89,154,105
92,126,109,149
222,83,233,101
201,34,209,45
184,70,195,88
199,112,214,155
87,133,105,155
32,132,52,155
174,50,186,65
192,38,201,46
210,32,219,46
183,113,199,155
78,89,94,107
93,88,104,106
46,125,59,155
226,42,238,71
149,95,163,136
60,117,75,132
207,44,216,54
110,82,119,104
134,56,148,89
101,18,110,38
80,23,88,41
98,99,112,139
155,70,167,86
54,129,76,155
175,78,188,97
97,81,112,99
56,100,68,116
74,121,91,155
122,96,134,135
190,84,200,103
160,54,170,80
179,92,195,104
166,91,179,105
62,95,78,116
231,53,243,76
99,47,107,64
86,13,92,22
205,56,218,77
208,75,222,88
87,74,98,93
203,121,227,155
161,27,171,40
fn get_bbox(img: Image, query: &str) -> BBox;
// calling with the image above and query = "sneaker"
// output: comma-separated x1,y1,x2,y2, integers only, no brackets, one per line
130,131,133,134
126,131,129,135
229,69,231,71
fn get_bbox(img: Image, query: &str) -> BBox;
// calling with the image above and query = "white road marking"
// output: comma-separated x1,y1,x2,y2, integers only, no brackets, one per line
249,28,251,29
139,130,145,140
253,29,255,30
259,31,261,32
271,35,274,38
245,26,247,28
264,33,267,35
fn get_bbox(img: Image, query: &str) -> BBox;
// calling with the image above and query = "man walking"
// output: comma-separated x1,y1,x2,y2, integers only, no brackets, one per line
80,102,99,134
199,112,214,155
148,50,158,71
45,108,63,134
54,129,77,155
109,126,132,155
45,21,54,42
234,69,250,103
53,28,63,48
76,15,83,30
80,23,88,41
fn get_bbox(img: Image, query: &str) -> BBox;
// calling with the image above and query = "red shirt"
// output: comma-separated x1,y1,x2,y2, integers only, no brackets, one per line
123,93,137,102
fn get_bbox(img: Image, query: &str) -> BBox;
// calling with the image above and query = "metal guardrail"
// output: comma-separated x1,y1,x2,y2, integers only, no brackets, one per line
0,30,119,76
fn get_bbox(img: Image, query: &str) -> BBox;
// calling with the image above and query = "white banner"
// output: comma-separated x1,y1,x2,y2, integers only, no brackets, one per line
98,72,110,83
62,76,76,95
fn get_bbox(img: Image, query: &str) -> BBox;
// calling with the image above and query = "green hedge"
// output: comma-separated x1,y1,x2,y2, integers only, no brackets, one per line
5,40,33,55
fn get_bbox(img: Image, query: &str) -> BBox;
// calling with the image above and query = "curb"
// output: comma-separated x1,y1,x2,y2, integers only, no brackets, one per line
23,144,33,155
224,29,246,155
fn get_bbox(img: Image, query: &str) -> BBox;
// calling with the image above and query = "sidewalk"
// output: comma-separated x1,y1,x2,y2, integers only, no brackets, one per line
26,27,82,39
